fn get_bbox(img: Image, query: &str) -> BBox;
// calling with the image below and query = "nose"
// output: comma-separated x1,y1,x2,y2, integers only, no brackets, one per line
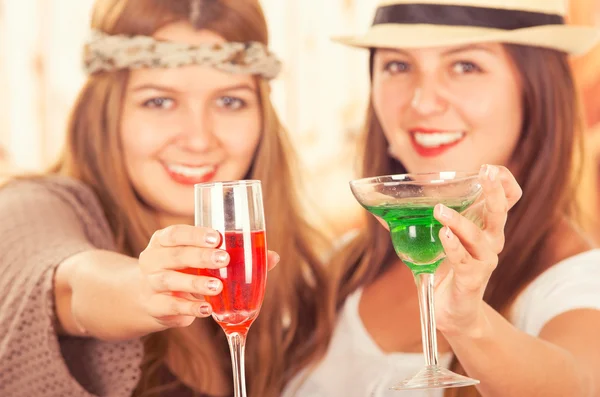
177,106,217,152
409,72,448,116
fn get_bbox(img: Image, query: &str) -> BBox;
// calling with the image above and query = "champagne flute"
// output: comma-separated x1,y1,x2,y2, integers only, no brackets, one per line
195,180,268,397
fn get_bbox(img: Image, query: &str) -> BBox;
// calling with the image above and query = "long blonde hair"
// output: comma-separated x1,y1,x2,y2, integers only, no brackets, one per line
327,45,585,397
53,0,332,395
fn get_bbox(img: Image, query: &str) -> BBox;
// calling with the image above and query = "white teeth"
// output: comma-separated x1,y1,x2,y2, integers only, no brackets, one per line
166,163,215,177
413,131,464,148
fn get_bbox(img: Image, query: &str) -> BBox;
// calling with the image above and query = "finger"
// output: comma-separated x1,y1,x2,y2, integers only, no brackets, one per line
190,293,207,301
434,203,489,260
439,226,496,295
267,250,280,271
374,215,390,231
145,294,213,319
147,271,223,295
150,225,222,248
154,315,196,328
479,165,509,248
173,291,205,301
491,165,522,210
139,246,229,273
433,258,452,288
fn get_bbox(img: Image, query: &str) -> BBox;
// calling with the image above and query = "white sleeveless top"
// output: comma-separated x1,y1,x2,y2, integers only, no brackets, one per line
283,250,600,397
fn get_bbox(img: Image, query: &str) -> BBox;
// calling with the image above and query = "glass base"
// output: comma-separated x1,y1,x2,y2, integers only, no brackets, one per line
390,365,479,390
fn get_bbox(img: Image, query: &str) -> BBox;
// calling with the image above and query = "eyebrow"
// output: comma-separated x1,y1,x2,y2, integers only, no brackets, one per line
378,44,497,58
131,83,256,94
441,44,497,56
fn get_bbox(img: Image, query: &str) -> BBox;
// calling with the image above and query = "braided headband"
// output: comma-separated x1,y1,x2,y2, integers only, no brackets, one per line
83,30,282,80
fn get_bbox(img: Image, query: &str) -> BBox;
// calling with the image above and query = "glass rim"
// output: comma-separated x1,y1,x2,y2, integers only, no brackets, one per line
194,179,262,189
349,171,479,187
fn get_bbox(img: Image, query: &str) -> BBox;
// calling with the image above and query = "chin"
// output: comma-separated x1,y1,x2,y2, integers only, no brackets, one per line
403,163,440,174
407,158,468,174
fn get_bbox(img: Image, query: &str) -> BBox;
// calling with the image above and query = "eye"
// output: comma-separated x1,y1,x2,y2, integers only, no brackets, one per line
384,61,411,74
452,61,482,74
142,97,175,109
215,96,246,110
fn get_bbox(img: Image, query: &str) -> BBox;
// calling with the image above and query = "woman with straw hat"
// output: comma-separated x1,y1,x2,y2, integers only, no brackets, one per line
284,1,600,396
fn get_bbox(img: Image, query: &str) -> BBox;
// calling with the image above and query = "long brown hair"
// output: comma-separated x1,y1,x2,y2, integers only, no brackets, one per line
328,44,585,397
53,0,332,396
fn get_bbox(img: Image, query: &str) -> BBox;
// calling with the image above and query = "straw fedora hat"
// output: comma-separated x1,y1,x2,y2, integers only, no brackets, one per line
333,0,600,55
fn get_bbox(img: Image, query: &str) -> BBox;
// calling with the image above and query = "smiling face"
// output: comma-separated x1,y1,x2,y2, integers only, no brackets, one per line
120,22,262,223
372,43,523,174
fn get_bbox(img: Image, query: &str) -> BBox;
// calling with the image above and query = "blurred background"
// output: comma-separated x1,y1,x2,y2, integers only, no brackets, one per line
0,0,599,241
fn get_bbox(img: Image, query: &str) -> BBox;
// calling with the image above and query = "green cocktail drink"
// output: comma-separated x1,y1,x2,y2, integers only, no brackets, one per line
366,199,474,274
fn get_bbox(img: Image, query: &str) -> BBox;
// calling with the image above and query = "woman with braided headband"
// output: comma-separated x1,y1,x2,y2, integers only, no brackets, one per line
0,1,330,396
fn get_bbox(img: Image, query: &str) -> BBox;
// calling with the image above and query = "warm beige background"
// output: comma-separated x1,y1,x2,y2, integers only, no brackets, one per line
569,0,600,242
0,0,599,239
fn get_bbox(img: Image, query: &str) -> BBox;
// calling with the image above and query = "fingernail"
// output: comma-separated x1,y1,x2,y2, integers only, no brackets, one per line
438,204,452,220
445,227,453,239
482,164,499,182
273,252,281,264
487,165,499,182
206,279,221,292
480,164,489,178
198,304,212,316
205,232,220,245
212,251,229,266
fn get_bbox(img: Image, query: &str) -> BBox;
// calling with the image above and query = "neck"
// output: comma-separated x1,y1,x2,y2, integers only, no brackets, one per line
542,216,595,266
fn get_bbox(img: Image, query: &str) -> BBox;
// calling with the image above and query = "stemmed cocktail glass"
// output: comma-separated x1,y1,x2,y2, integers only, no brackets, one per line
350,172,483,390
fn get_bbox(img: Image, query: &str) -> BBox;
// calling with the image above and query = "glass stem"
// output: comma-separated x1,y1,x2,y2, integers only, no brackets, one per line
414,272,439,367
226,332,248,397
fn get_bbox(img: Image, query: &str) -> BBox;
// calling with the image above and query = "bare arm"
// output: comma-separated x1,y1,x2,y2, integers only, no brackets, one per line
54,250,148,340
446,305,599,397
431,166,599,396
